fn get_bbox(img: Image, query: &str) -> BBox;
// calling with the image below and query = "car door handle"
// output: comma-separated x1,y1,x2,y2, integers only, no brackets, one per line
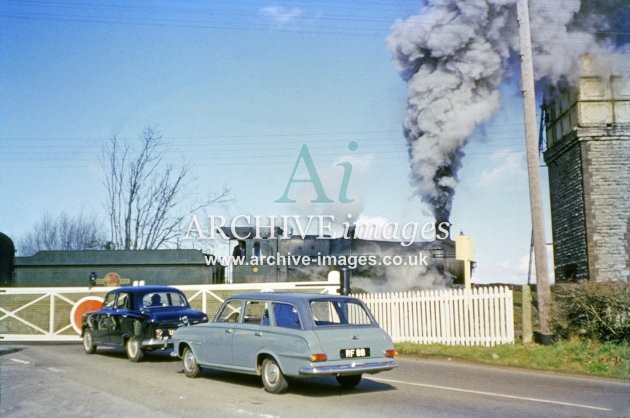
224,329,233,334
255,331,263,337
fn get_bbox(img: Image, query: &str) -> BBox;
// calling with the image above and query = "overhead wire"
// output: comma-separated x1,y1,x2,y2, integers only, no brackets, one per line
0,0,551,169
1,0,627,39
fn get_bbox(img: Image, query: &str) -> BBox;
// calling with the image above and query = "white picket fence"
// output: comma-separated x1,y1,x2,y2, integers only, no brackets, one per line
1,284,514,346
359,286,514,346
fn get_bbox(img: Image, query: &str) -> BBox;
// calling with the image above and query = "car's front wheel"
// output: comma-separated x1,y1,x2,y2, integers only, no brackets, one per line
182,347,201,378
126,336,144,362
82,328,96,354
336,374,362,389
261,357,288,394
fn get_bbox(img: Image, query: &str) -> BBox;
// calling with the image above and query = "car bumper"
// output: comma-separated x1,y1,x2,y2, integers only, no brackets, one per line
299,360,398,376
141,338,172,349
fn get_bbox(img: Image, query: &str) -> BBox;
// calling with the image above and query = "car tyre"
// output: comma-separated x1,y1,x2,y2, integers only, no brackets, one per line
126,336,144,362
182,347,201,378
82,328,96,354
336,374,362,389
261,358,288,394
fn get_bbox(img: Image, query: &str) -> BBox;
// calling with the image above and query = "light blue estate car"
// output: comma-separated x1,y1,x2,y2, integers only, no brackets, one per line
172,292,398,393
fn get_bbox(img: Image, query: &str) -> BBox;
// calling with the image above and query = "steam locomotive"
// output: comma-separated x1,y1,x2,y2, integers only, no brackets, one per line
0,231,463,287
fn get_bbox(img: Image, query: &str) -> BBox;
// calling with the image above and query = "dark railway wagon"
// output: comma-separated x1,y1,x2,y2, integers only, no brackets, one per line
11,249,224,287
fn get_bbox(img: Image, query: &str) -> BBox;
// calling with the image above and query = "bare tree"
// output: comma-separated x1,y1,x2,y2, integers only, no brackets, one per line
104,126,230,250
18,212,106,256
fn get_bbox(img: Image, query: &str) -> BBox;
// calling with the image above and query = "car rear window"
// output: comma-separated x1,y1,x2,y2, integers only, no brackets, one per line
310,299,374,326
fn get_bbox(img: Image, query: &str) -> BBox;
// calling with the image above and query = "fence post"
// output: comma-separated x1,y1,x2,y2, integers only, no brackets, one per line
49,292,55,336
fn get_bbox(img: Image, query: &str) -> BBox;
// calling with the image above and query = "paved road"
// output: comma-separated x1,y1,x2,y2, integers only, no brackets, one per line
1,343,628,417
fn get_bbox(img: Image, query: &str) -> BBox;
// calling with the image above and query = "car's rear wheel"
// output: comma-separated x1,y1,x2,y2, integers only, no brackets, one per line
182,347,201,378
126,336,144,362
261,357,288,394
82,328,96,354
336,374,362,389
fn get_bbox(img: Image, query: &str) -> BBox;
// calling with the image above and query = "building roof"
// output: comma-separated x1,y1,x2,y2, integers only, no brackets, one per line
14,249,210,267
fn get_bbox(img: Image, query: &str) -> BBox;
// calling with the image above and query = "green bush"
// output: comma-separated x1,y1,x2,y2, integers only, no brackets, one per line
551,282,630,344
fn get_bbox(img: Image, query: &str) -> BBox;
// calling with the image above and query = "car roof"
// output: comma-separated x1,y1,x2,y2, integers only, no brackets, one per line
226,292,358,303
107,285,183,295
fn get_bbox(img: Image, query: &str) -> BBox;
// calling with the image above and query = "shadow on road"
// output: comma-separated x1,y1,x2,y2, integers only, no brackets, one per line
175,367,397,397
89,347,179,363
0,346,24,356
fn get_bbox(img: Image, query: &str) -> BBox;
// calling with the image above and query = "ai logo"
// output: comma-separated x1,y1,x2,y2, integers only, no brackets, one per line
275,141,358,204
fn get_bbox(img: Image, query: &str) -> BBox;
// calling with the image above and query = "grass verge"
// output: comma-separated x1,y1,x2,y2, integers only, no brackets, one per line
395,339,630,380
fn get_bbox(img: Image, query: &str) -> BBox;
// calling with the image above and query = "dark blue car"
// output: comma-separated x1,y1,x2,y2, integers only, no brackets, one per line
81,285,208,362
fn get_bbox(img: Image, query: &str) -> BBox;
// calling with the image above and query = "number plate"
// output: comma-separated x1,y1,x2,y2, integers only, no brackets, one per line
340,348,370,358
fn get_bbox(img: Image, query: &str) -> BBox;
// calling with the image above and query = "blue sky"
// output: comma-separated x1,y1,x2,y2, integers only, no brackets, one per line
0,0,550,284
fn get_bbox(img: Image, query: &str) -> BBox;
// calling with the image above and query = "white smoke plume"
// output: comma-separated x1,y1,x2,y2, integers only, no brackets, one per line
387,0,627,222
352,263,452,293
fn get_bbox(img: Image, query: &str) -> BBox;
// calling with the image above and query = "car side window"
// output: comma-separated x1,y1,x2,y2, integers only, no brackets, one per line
243,300,267,324
168,292,188,307
273,303,301,329
216,300,242,323
143,293,163,307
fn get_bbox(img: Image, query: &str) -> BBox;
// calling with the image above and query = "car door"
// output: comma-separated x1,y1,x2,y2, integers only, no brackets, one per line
108,291,132,347
195,299,242,367
231,300,271,371
91,291,117,345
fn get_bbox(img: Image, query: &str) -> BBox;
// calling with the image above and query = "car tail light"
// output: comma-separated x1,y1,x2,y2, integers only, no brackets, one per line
384,349,398,358
309,353,328,362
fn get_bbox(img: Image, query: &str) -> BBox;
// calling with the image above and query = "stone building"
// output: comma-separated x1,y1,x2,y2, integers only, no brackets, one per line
543,54,630,282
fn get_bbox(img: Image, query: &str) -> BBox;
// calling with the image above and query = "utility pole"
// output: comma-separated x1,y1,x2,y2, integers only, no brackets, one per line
522,231,534,344
516,0,553,341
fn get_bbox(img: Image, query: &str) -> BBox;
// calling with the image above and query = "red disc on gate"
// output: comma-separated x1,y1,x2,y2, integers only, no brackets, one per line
70,296,104,334
103,272,121,287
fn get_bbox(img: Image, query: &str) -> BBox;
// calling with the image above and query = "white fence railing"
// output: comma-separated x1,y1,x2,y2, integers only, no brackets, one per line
359,286,514,346
0,282,338,342
1,284,513,346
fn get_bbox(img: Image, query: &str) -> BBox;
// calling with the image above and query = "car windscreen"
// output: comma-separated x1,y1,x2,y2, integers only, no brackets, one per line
103,292,116,308
310,299,375,326
142,291,189,308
